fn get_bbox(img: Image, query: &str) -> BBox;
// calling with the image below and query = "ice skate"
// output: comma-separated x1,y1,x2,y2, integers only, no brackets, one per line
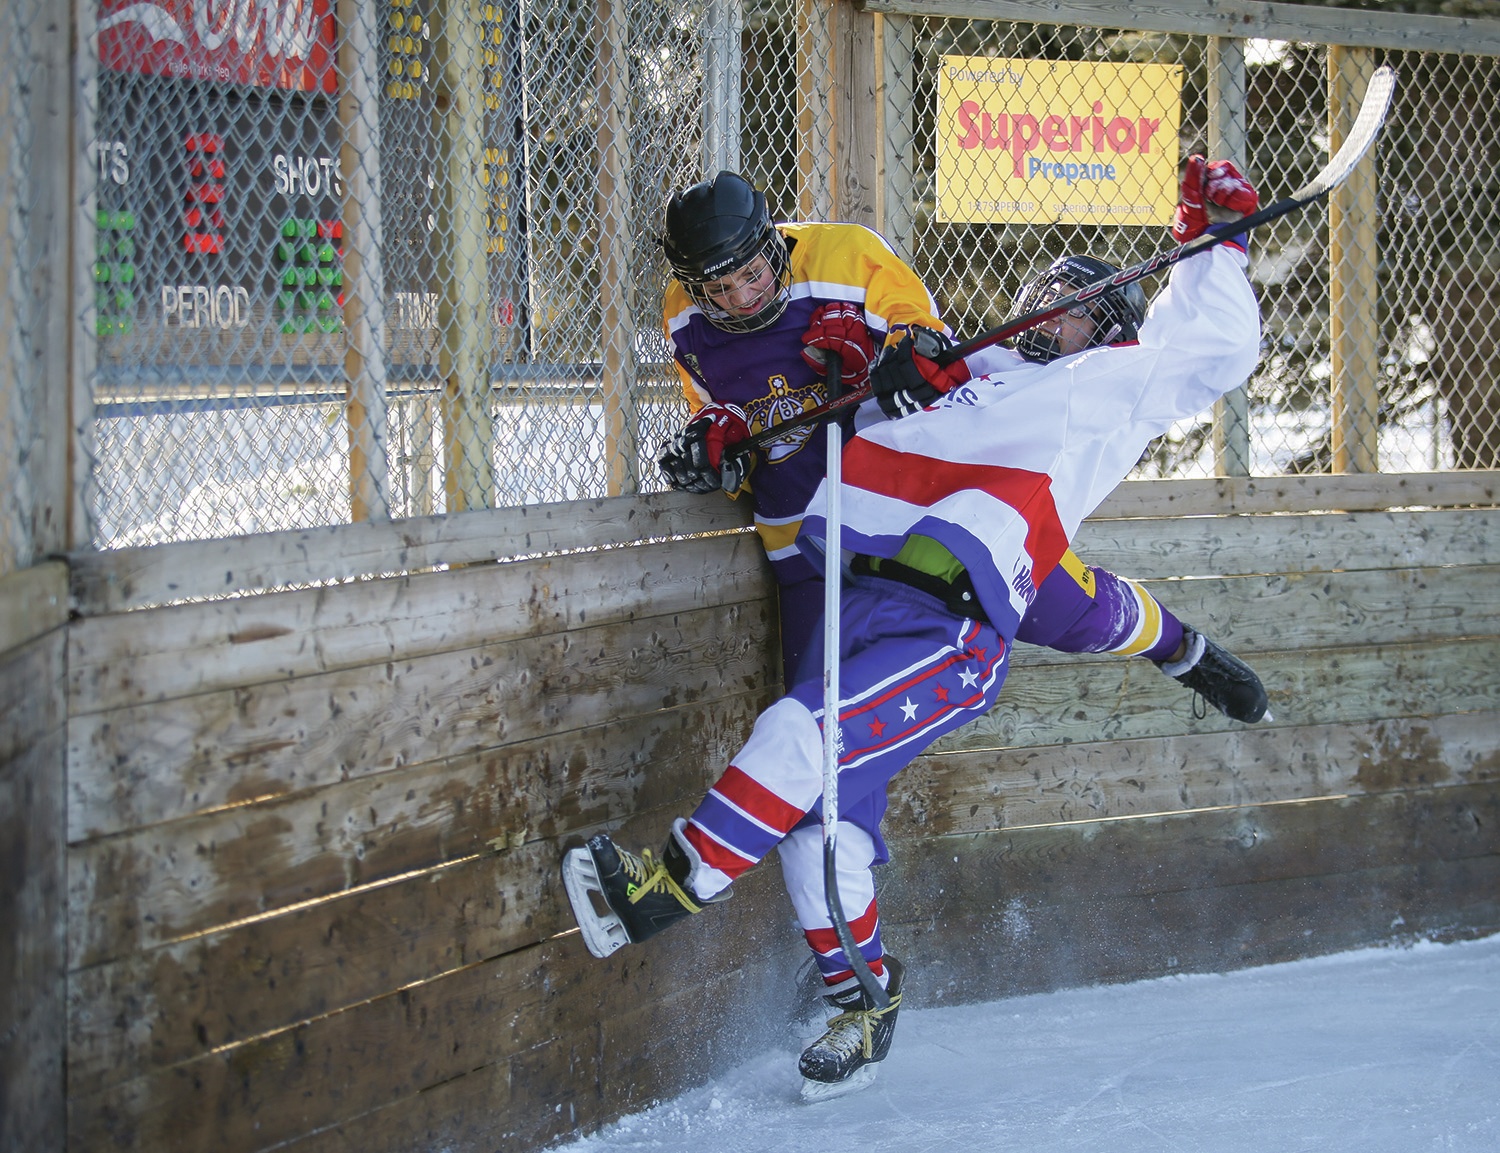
1156,624,1270,723
799,956,904,1102
561,823,726,959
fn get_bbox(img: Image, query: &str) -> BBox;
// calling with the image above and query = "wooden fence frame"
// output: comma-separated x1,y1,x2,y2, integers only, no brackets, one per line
5,469,1498,1151
6,1,1500,1149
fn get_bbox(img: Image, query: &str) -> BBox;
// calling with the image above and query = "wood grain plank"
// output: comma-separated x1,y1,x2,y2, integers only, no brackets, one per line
890,856,1500,1011
877,782,1500,1003
1011,564,1500,667
889,711,1500,839
69,629,1498,967
66,598,777,842
68,553,1498,730
67,707,1499,1093
1072,507,1500,579
0,631,66,1153
66,473,1500,612
67,532,773,715
884,782,1500,921
68,489,755,614
68,870,803,1153
65,690,770,974
2,627,66,766
0,560,67,659
69,783,1499,1153
1093,471,1500,520
856,0,1500,57
932,637,1500,755
65,768,752,1099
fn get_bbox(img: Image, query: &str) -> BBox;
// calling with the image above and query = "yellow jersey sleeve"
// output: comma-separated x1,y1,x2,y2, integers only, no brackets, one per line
781,221,947,345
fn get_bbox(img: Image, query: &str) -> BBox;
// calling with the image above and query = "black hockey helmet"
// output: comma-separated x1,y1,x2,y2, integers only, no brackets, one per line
662,171,792,333
1013,253,1148,363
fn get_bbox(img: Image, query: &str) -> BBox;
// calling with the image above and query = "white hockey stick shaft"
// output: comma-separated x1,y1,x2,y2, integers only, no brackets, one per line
820,352,890,1009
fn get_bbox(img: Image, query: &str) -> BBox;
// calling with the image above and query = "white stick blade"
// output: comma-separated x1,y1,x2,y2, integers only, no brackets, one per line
1295,64,1396,201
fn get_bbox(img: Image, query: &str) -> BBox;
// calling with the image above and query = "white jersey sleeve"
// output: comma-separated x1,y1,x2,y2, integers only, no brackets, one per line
798,245,1261,636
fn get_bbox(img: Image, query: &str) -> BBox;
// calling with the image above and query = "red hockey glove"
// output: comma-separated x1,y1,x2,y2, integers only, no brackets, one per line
869,326,970,420
801,302,875,390
657,403,754,495
1171,155,1259,245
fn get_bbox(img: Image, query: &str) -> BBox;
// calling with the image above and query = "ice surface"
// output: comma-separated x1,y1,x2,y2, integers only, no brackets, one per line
549,934,1500,1152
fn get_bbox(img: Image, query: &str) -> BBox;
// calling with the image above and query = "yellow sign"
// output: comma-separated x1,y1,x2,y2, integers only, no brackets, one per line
936,58,1183,225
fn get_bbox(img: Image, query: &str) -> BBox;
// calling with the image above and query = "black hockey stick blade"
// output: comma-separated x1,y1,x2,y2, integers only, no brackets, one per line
724,63,1396,458
825,846,891,1009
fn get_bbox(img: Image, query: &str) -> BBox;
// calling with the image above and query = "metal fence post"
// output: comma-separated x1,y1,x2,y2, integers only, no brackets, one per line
338,0,391,521
704,0,744,175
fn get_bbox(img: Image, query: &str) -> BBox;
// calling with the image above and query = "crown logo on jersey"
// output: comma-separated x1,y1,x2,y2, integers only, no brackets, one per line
744,375,825,463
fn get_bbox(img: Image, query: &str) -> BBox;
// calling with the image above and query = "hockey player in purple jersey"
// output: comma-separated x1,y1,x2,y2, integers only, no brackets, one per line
655,171,1267,718
564,160,1268,1100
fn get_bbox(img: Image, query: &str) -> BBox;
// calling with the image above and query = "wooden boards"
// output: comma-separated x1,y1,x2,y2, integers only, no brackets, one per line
52,500,1500,1152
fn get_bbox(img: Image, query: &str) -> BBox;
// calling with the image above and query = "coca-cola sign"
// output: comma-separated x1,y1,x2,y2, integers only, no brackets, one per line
97,0,337,93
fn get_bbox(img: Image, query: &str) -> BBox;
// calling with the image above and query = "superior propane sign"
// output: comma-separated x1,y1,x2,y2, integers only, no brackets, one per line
936,58,1183,226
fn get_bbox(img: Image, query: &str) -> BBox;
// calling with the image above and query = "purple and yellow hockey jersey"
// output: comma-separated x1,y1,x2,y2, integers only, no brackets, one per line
662,221,947,584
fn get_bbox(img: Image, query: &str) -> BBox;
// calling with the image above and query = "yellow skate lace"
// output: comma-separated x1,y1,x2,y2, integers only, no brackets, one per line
822,991,903,1059
622,848,704,914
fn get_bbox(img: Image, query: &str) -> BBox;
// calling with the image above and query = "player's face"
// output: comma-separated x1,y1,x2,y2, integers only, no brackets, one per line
1039,301,1098,357
702,255,780,321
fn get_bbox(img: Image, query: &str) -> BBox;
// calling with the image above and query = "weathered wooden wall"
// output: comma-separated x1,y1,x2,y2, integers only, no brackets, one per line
59,494,799,1153
3,474,1498,1152
0,562,69,1153
882,495,1500,998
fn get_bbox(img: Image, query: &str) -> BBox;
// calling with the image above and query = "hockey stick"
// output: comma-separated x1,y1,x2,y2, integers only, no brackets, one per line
819,351,891,1010
725,64,1395,459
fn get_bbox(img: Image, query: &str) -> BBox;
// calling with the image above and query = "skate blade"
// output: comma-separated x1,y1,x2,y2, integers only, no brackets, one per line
561,846,631,959
799,1062,879,1103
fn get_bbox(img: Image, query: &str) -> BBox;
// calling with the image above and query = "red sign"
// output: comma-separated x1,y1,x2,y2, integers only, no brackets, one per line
97,0,337,94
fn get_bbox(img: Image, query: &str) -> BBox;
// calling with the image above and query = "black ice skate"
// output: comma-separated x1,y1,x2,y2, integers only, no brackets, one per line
799,956,905,1102
1156,624,1271,724
561,823,725,959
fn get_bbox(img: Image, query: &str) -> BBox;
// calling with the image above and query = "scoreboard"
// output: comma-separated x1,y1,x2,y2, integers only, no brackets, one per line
93,0,527,381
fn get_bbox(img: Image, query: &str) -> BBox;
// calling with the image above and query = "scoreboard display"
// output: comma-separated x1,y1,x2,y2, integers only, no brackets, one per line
92,0,526,378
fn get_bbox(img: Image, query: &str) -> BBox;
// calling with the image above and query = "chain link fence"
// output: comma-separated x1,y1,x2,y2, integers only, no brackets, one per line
869,16,1500,478
62,3,1500,550
84,0,707,547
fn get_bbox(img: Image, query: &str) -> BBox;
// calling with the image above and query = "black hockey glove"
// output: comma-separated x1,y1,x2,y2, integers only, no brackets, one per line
657,403,754,496
869,325,971,419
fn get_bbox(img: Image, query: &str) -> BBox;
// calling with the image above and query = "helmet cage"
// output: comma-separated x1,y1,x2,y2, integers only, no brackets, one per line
679,230,792,334
1013,255,1147,363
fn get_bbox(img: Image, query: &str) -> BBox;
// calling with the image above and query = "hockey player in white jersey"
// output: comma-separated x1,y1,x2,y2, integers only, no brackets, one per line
564,156,1263,1100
